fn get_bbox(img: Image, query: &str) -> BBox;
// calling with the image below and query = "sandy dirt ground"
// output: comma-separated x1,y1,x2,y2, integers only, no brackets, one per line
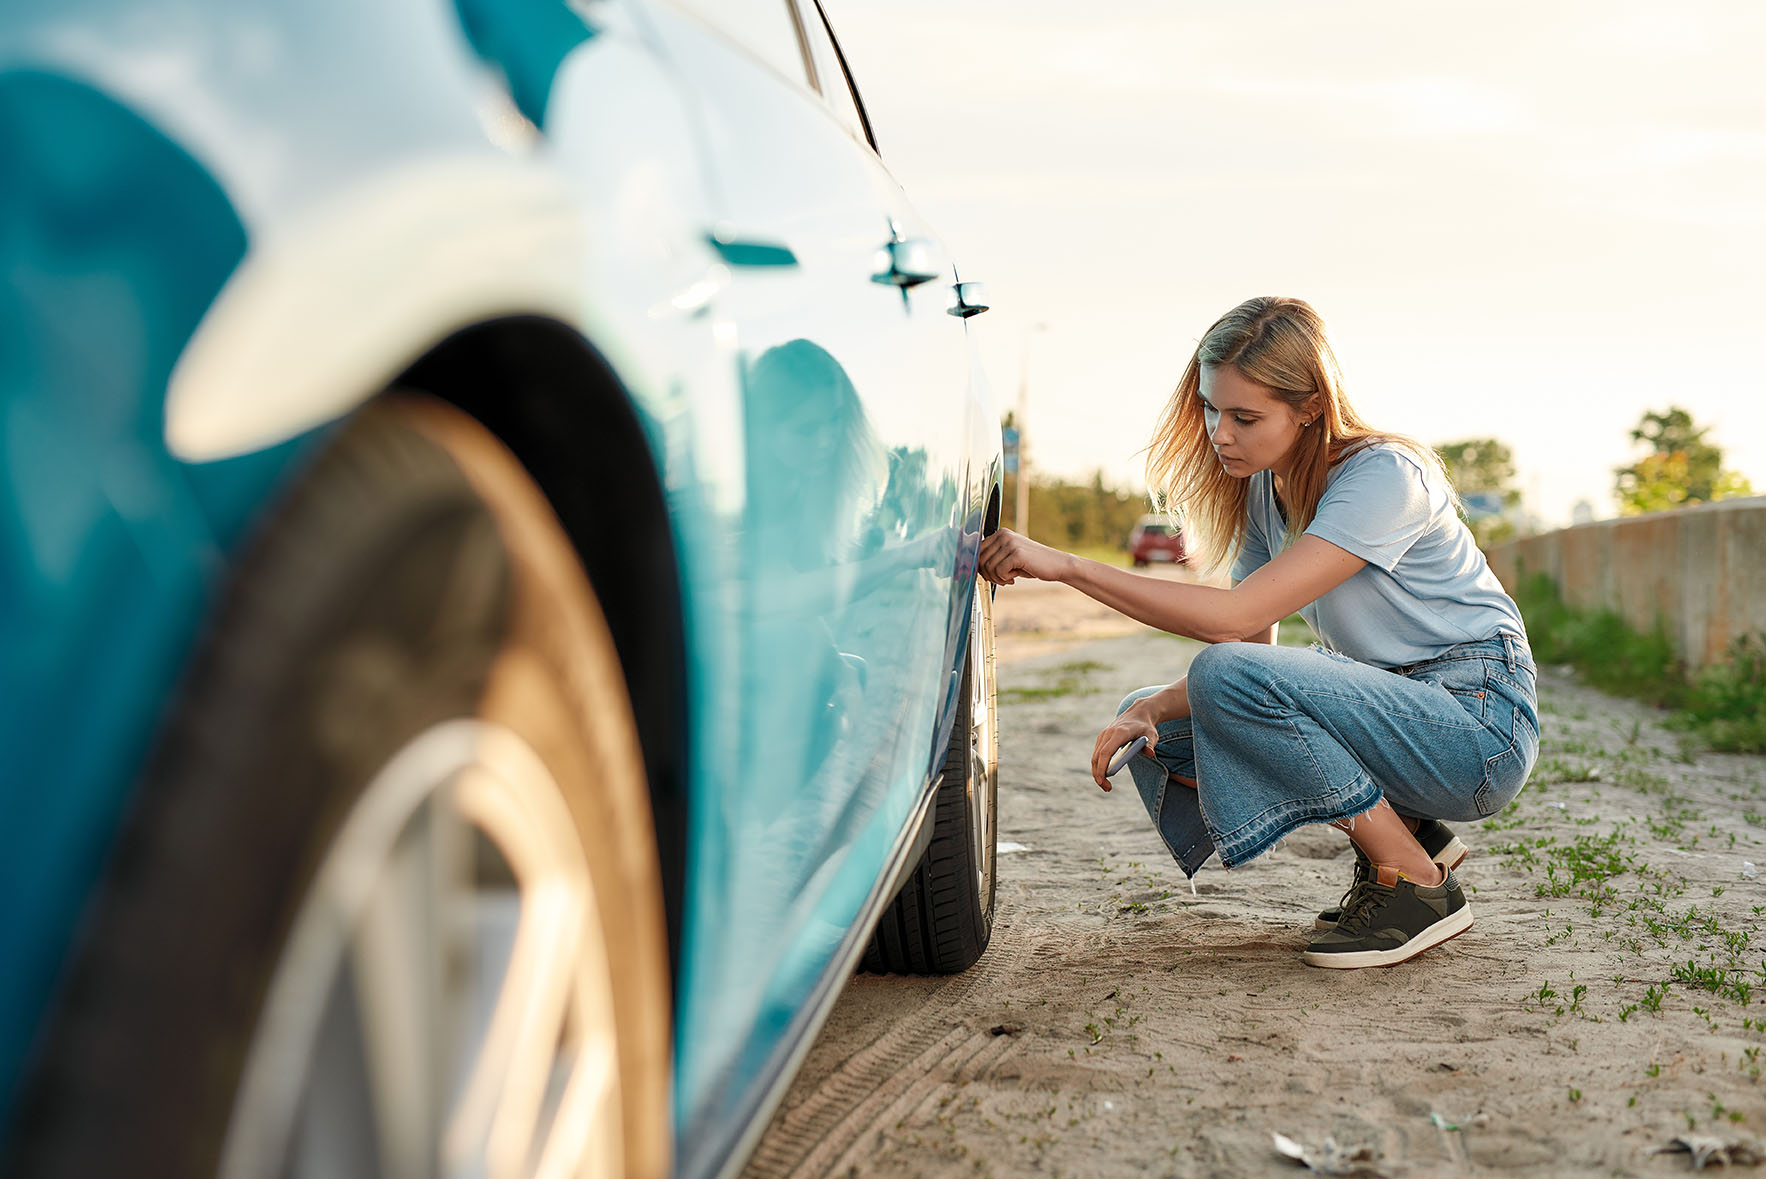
743,569,1766,1178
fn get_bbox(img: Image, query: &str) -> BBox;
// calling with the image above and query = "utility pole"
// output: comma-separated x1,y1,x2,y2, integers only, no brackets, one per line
1016,322,1046,535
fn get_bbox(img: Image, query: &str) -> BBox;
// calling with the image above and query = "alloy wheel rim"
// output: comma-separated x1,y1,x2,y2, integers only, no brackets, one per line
967,589,997,916
219,719,622,1179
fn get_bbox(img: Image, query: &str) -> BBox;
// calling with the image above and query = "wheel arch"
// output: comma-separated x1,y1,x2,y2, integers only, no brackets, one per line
393,315,689,985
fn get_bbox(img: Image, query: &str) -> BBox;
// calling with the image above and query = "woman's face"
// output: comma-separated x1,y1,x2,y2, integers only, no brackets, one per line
1198,364,1312,481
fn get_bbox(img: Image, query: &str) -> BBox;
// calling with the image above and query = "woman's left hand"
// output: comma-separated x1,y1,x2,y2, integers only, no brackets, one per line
978,528,1072,585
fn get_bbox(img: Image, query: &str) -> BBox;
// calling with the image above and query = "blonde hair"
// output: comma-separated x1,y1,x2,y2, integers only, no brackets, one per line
1145,296,1452,573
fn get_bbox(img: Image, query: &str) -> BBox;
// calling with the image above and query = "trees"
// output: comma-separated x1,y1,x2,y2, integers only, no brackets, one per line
1613,407,1754,516
1436,437,1520,547
1022,471,1146,552
1001,467,1146,554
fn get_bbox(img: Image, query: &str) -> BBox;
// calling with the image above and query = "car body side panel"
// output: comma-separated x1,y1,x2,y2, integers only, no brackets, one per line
0,66,304,1114
0,0,741,1129
0,0,1001,1170
631,7,998,1169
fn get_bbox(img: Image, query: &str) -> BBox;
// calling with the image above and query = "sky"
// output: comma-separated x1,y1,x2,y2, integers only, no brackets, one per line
826,0,1766,528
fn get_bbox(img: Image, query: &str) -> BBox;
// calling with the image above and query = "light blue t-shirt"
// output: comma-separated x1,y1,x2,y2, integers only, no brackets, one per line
1229,443,1526,667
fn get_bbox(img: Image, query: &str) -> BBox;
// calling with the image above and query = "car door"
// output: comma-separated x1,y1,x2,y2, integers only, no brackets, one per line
631,0,979,1162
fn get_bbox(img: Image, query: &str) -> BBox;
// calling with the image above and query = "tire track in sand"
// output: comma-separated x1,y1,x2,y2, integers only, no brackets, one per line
740,918,1036,1179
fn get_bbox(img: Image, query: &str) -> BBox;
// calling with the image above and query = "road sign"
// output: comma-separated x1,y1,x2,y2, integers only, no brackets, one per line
1461,491,1506,519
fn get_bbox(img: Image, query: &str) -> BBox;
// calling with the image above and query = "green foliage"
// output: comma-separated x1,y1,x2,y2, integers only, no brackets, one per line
1518,573,1683,706
1437,437,1520,547
1437,437,1518,494
1671,959,1756,1006
1003,469,1148,551
999,659,1110,702
1276,614,1315,647
1516,572,1766,752
1674,635,1766,752
1613,406,1754,516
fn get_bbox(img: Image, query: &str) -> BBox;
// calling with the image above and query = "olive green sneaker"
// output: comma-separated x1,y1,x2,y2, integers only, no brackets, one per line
1314,819,1467,930
1302,864,1473,968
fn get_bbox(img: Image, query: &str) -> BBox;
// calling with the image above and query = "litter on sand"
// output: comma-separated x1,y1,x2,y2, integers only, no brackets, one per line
1427,1111,1490,1132
1743,861,1758,880
1272,1132,1387,1176
996,842,1029,854
1647,1134,1766,1170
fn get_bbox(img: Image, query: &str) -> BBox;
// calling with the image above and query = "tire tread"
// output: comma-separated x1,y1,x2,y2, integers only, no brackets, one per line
862,639,993,976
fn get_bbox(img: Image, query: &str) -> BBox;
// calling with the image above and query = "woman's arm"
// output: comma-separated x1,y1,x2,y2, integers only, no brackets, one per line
1237,574,1281,646
1091,676,1183,789
979,529,1365,644
1112,586,1275,729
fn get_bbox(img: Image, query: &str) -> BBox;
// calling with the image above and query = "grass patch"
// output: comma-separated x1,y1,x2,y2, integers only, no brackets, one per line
1671,960,1757,1006
1516,572,1766,752
1276,614,1315,648
1492,829,1637,907
999,684,1079,701
1072,544,1134,568
999,659,1114,702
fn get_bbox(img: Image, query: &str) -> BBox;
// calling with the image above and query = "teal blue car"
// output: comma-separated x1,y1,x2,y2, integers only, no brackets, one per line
0,1,1002,1175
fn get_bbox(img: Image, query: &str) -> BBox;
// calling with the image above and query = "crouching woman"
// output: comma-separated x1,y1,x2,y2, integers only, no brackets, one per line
977,296,1538,968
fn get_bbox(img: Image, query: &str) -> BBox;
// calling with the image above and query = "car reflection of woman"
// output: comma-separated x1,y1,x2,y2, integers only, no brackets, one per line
977,296,1538,969
742,339,887,787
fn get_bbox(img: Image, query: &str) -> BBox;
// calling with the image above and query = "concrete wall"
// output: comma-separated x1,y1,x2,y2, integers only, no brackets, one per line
1487,497,1766,669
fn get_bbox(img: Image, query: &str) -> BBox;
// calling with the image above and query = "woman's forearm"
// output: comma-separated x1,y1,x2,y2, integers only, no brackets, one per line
1130,676,1191,723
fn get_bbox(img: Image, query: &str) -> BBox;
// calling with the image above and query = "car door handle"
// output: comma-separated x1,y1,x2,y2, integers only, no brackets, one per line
947,280,989,318
871,236,943,288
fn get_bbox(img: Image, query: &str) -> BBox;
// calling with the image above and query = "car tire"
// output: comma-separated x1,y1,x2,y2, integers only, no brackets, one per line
860,583,997,975
3,398,670,1179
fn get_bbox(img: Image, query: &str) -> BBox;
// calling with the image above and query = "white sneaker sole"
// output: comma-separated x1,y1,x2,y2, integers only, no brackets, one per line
1312,841,1471,931
1302,902,1474,968
1435,838,1470,870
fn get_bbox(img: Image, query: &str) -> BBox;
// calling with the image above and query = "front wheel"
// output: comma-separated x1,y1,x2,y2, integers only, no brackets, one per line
5,399,671,1179
861,582,997,975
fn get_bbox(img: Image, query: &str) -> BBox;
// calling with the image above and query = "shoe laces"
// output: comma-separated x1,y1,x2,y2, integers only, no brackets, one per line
1333,877,1393,934
1331,851,1372,915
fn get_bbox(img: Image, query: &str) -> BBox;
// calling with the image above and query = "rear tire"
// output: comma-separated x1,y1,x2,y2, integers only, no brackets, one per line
3,398,671,1179
861,585,997,975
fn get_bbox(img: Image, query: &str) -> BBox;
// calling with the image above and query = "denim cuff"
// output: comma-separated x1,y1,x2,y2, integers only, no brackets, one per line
1163,789,1217,877
1125,755,1216,877
1207,772,1383,870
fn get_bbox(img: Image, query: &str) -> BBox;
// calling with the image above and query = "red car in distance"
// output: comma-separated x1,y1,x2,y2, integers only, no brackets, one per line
1129,514,1188,566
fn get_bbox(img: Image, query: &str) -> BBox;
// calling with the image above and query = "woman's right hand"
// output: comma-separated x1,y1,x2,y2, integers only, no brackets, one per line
1090,708,1159,792
978,528,1073,586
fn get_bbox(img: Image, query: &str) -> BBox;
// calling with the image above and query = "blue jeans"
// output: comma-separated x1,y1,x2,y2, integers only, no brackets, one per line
1117,634,1539,876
